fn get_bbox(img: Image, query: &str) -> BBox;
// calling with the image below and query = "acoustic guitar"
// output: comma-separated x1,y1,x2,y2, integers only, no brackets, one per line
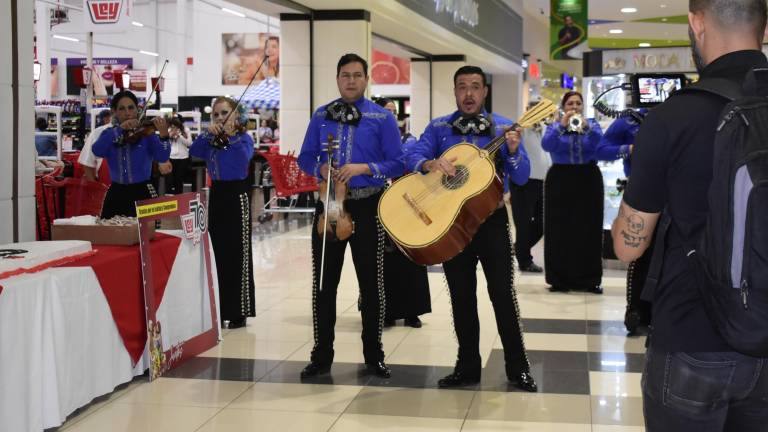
378,100,557,265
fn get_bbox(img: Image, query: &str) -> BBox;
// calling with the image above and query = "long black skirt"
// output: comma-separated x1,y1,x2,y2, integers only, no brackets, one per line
209,179,255,322
544,163,604,290
101,181,157,219
383,244,431,320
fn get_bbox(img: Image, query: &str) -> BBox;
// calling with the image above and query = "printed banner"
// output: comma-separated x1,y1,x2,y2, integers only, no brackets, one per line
51,58,60,97
370,49,411,85
82,0,134,32
66,57,133,96
137,193,218,381
550,0,588,60
222,33,279,85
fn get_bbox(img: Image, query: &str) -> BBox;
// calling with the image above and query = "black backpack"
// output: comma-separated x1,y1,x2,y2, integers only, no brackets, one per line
644,68,768,356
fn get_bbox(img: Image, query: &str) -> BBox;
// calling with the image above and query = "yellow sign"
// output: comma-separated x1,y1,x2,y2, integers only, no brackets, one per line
137,200,178,219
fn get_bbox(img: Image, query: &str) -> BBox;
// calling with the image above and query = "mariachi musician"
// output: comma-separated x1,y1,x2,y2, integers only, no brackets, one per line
297,54,404,379
190,97,255,329
93,90,172,219
404,65,537,391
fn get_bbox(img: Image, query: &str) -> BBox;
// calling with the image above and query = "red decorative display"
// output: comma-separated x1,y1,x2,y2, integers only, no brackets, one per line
370,49,411,85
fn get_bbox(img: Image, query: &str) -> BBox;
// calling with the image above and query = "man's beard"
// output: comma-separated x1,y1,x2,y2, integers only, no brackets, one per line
688,26,707,73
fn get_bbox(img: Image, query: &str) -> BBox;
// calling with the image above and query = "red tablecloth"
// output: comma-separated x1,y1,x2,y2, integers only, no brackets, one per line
60,233,182,363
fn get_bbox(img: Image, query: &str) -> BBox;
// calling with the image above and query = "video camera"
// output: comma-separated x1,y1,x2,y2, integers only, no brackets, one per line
593,73,688,121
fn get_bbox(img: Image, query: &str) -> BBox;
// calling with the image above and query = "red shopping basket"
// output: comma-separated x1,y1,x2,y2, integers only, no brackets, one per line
259,151,318,197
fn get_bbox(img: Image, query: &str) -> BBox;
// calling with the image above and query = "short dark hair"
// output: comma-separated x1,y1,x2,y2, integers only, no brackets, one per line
337,53,368,76
375,97,394,107
453,65,487,87
690,0,767,42
110,90,139,111
36,117,48,131
561,91,583,108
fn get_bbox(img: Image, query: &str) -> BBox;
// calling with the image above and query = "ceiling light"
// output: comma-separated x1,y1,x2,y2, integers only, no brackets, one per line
639,43,651,47
660,4,667,7
661,18,668,22
221,7,245,18
609,29,623,34
139,50,159,57
621,7,638,13
132,21,144,27
53,35,80,42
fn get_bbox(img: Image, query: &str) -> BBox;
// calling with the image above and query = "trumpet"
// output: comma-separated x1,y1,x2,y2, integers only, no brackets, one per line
568,113,585,133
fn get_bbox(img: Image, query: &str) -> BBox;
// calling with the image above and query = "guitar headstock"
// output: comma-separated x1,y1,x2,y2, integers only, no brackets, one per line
517,100,557,129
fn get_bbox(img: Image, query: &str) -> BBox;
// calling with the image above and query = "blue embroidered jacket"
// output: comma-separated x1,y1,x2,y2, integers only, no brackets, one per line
541,119,617,165
190,132,254,181
297,97,405,188
599,109,648,176
92,127,171,184
404,110,531,187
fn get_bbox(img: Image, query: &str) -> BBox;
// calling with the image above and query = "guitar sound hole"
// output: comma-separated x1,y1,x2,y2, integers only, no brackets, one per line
442,165,469,190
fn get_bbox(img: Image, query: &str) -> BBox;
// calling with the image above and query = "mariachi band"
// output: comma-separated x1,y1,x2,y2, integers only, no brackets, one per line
91,52,640,390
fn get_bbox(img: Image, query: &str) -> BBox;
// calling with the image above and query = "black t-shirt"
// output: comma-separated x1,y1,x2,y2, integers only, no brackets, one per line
624,50,768,352
558,26,581,45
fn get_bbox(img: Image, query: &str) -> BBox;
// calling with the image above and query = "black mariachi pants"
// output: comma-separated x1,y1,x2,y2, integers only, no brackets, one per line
101,181,157,219
310,191,386,365
509,178,544,266
442,208,530,375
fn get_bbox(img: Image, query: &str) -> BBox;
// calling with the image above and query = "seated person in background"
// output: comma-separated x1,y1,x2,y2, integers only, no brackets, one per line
35,117,57,157
79,110,113,181
257,119,273,143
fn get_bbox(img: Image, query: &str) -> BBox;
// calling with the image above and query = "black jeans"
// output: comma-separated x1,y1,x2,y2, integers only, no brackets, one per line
643,345,768,431
442,208,530,375
310,192,386,365
509,178,544,266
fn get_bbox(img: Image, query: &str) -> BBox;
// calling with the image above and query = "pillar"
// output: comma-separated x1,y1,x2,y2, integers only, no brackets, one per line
409,58,430,137
492,73,525,122
279,13,311,154
430,55,466,119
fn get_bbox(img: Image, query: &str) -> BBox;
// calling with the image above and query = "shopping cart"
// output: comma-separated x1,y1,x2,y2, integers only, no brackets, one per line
257,150,318,223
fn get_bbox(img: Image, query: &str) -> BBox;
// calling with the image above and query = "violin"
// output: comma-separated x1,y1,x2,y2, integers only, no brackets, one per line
124,119,158,145
316,133,354,241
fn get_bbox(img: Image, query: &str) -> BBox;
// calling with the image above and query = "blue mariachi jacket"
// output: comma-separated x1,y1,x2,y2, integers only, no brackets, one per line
190,132,254,181
92,127,171,184
598,109,648,176
297,97,405,188
542,119,618,165
404,110,531,188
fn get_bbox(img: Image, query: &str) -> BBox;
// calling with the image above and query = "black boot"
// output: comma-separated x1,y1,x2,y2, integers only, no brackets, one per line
364,361,391,378
300,362,331,378
438,367,480,388
404,316,422,328
507,371,537,392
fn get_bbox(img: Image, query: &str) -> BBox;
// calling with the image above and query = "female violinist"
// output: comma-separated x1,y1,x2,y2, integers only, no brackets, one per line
190,97,255,329
92,90,172,218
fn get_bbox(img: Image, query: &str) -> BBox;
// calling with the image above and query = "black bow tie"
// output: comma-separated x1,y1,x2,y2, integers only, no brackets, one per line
452,115,492,136
326,101,362,126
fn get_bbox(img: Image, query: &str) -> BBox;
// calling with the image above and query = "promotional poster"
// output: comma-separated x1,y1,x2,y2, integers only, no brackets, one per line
550,0,588,60
222,33,280,85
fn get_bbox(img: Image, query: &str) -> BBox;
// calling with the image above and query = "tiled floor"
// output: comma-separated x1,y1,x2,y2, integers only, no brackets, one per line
54,215,647,431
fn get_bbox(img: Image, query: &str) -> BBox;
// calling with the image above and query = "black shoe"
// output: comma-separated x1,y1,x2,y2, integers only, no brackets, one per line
625,308,641,334
300,362,331,378
548,285,570,293
438,370,481,388
590,285,604,295
508,372,538,392
520,262,543,273
404,316,422,328
227,317,247,329
365,361,391,378
383,319,396,328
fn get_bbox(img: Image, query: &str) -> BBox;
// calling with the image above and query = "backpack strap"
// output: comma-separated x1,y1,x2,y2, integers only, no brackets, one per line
641,209,672,302
676,78,743,102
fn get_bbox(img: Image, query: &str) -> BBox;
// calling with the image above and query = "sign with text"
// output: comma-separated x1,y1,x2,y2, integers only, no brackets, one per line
83,0,134,32
550,0,588,60
137,193,218,380
66,57,133,96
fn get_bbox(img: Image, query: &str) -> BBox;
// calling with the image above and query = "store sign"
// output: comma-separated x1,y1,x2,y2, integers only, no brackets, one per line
602,47,695,74
433,0,479,28
82,0,134,32
65,57,133,96
550,0,588,60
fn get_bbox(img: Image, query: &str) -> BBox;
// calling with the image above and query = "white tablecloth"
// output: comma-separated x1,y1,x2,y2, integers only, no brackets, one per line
0,232,220,432
0,266,145,432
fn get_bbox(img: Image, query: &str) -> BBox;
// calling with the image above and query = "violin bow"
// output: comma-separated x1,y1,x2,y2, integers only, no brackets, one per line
317,134,336,292
137,59,169,124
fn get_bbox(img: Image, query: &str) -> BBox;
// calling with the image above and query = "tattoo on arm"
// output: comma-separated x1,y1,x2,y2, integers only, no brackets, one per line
620,230,647,248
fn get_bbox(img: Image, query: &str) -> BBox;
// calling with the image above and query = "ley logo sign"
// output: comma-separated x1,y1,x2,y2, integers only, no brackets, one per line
83,0,132,31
